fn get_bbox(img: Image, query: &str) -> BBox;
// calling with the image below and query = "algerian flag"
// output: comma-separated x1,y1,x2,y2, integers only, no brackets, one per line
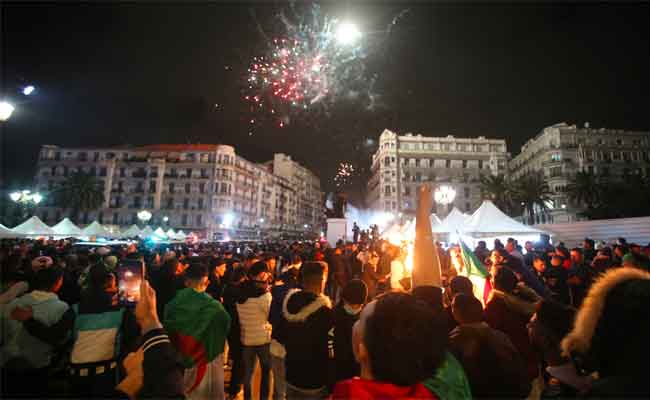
458,238,492,305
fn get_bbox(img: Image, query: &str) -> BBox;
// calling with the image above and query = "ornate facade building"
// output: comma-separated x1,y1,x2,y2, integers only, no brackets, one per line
34,144,323,238
510,122,650,222
367,129,509,215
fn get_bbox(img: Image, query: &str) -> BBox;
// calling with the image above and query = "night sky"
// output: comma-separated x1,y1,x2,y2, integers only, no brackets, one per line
2,2,649,204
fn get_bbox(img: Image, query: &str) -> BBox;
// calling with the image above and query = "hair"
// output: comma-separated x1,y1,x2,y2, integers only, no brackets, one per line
449,276,473,297
341,279,368,305
452,293,484,324
300,261,327,287
412,285,444,316
33,267,63,291
535,300,575,339
364,292,447,386
88,263,111,290
248,261,269,278
184,263,209,282
494,267,518,293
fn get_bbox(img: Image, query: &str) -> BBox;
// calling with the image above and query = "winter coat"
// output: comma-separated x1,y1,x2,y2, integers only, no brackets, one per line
333,302,360,381
449,322,531,398
236,283,272,346
485,290,539,381
280,289,333,390
332,378,437,400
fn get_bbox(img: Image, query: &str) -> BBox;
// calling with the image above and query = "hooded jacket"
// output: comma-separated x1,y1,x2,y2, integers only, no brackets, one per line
332,378,437,400
280,288,333,390
236,282,272,346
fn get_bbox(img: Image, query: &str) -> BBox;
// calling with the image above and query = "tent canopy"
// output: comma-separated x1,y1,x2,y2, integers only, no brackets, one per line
121,225,142,238
433,207,468,234
12,216,55,237
464,200,545,236
138,226,154,238
0,224,25,239
153,227,167,238
52,218,83,237
82,221,112,238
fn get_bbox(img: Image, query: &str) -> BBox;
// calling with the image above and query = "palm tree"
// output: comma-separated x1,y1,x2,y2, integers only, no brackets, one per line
53,172,105,223
566,170,602,211
479,174,512,212
513,175,553,225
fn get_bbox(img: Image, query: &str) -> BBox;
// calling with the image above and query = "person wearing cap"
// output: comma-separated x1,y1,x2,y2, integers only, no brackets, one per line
333,279,368,382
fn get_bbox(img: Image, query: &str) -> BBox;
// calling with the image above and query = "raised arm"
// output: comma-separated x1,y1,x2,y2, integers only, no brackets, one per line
412,184,441,288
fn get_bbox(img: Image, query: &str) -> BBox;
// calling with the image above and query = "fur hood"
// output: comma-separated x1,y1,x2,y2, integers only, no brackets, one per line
282,288,332,323
562,267,650,356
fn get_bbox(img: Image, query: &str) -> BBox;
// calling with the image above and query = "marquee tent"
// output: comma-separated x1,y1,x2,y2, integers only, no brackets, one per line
464,200,545,236
166,229,177,239
52,218,83,237
0,224,24,239
82,221,113,238
121,225,142,238
12,216,55,237
433,207,469,234
153,227,168,239
138,226,154,238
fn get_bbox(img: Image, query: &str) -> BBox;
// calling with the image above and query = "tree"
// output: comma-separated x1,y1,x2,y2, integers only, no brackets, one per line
479,174,515,214
566,171,602,211
513,175,553,225
53,172,105,223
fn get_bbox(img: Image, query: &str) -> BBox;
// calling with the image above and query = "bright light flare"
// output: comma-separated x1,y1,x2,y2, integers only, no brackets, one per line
223,213,235,228
0,101,15,121
336,22,361,45
31,193,43,204
137,210,152,222
434,185,457,205
22,85,35,96
9,192,21,202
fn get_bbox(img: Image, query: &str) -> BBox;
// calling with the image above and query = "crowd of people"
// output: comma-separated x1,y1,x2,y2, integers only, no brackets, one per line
1,228,650,399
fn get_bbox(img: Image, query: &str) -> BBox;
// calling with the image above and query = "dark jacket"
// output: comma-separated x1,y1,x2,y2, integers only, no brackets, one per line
449,322,531,398
280,289,334,390
333,302,360,381
137,328,185,399
270,280,299,345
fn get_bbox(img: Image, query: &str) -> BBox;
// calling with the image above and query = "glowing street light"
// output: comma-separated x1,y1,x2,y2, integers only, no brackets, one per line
9,192,21,202
0,101,15,121
22,85,35,96
137,210,152,223
434,185,456,205
335,22,361,45
9,190,43,205
163,216,169,222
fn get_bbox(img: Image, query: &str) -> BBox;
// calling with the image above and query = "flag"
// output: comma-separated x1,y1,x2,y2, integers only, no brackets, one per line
458,238,492,305
164,287,231,393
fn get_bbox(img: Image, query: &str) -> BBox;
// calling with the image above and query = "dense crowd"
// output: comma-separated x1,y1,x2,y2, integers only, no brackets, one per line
1,230,650,399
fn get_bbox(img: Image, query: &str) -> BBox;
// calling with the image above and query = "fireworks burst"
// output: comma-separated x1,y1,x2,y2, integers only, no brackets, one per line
334,162,355,188
244,4,374,131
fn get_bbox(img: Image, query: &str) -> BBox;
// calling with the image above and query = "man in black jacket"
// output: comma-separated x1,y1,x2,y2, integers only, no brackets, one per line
280,261,333,399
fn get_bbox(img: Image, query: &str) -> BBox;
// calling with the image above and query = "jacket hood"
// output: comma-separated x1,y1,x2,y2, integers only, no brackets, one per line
333,378,436,400
282,288,331,322
237,280,268,304
562,267,650,356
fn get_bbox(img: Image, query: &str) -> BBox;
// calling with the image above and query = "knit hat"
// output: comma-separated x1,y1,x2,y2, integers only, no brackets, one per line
341,279,368,305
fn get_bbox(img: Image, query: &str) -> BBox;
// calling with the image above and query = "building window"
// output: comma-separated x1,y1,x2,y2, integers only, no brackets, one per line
150,181,156,193
196,214,203,226
478,160,483,169
198,198,204,209
183,198,189,210
113,213,119,224
384,156,390,167
384,186,391,195
98,212,104,224
199,183,205,193
462,160,467,168
551,153,561,162
445,160,451,168
182,214,188,225
415,159,420,167
186,168,192,177
185,183,191,194
405,187,411,196
99,167,107,177
465,203,471,212
464,187,470,198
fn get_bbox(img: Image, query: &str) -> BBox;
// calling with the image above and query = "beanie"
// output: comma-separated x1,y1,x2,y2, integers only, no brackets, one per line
341,279,368,305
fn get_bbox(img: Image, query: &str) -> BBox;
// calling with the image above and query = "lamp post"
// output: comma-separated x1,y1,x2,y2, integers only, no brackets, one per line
433,185,456,216
9,190,43,222
137,210,152,225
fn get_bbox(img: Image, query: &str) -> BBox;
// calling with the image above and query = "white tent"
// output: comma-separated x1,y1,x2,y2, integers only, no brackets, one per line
121,225,142,238
139,226,154,238
0,224,25,239
12,216,55,237
166,228,177,239
433,208,468,234
464,200,545,236
82,221,112,238
153,227,168,239
175,230,187,240
52,218,83,237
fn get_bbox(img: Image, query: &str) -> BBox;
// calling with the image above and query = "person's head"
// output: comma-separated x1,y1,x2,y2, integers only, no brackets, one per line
494,238,504,250
614,245,627,258
184,263,210,292
33,267,64,293
550,255,563,268
31,256,53,273
249,261,270,290
525,241,534,252
341,279,368,315
622,253,639,268
264,255,277,272
562,268,650,377
477,240,487,249
352,292,446,386
490,248,509,267
449,275,473,297
452,293,484,325
583,238,594,250
506,238,516,253
448,246,464,273
300,261,328,294
570,248,583,264
630,244,641,255
412,285,444,316
212,257,227,278
494,267,518,293
533,254,547,274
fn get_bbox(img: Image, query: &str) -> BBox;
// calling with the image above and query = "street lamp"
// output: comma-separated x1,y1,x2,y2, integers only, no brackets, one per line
22,85,35,96
137,210,152,223
9,190,43,205
163,216,169,222
434,185,456,206
0,101,15,122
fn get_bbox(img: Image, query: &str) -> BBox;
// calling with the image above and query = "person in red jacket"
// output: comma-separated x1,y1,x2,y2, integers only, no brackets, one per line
332,292,446,400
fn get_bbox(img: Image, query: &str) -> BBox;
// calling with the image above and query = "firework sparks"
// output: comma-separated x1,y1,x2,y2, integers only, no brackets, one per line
334,162,355,188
